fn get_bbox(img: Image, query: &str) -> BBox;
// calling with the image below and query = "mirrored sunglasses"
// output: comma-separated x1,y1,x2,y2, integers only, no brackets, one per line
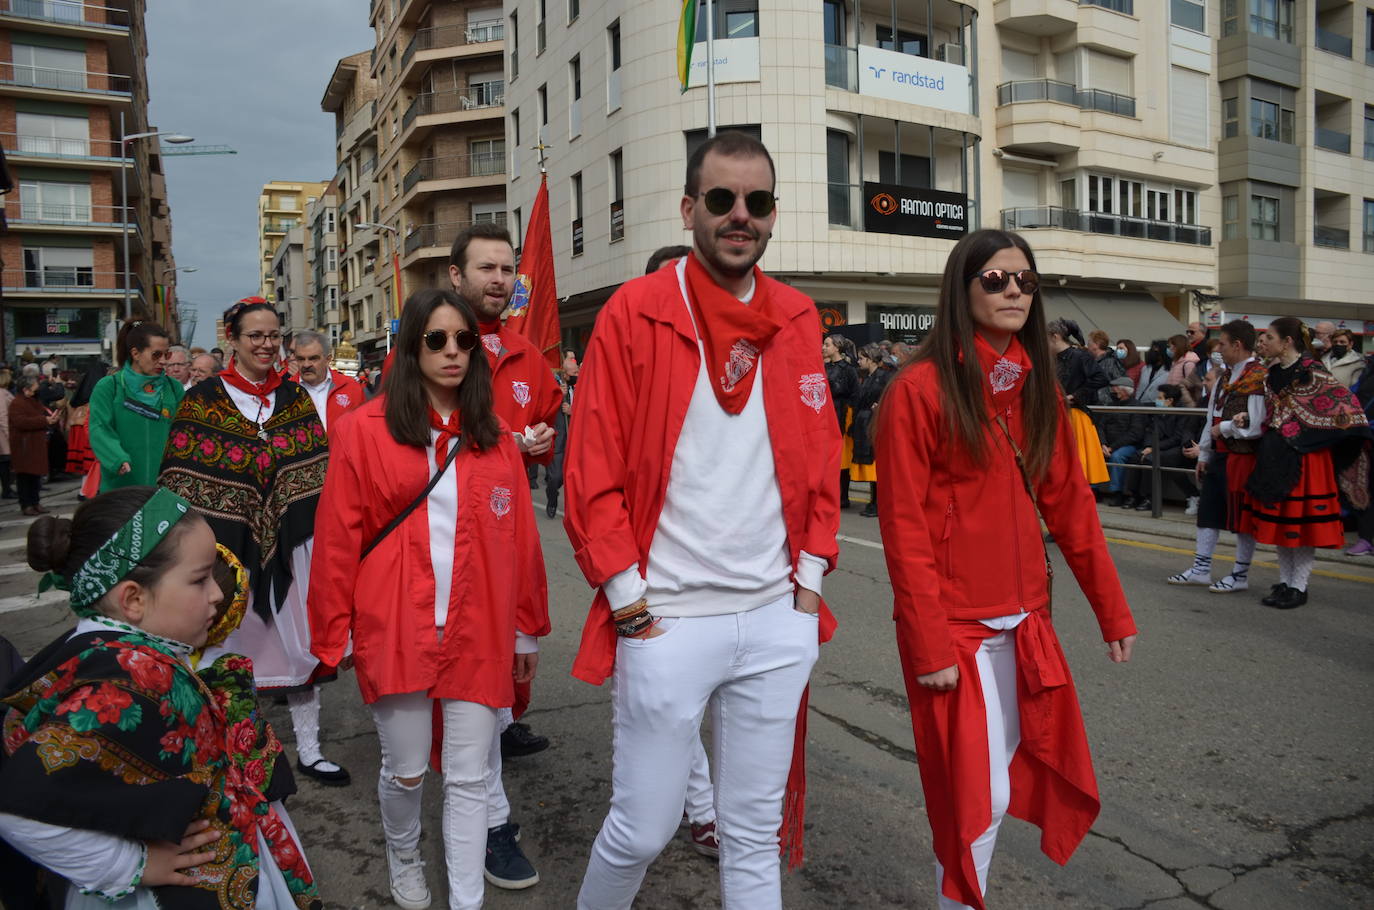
969,268,1039,296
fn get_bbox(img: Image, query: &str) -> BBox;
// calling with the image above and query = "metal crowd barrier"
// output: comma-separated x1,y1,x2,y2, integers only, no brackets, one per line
1087,404,1210,519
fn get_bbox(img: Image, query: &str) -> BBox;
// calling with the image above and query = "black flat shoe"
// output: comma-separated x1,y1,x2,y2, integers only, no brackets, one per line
1133,499,1152,511
501,721,550,759
1268,587,1308,610
860,503,878,518
546,500,558,518
1260,583,1290,606
297,758,351,786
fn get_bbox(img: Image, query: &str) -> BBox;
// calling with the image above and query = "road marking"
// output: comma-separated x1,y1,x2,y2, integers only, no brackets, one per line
1103,536,1374,585
0,590,66,616
838,533,884,551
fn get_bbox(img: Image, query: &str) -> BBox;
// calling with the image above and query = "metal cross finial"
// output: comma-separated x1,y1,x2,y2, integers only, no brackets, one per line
532,140,553,174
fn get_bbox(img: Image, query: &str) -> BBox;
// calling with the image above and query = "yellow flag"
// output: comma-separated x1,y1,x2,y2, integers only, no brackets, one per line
676,0,698,93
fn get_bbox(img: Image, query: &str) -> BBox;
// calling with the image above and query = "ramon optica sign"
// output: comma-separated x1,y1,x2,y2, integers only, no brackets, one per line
863,182,968,239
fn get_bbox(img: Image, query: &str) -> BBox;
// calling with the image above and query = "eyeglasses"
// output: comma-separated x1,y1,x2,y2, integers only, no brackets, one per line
242,332,283,346
968,268,1040,296
698,187,777,218
423,329,480,353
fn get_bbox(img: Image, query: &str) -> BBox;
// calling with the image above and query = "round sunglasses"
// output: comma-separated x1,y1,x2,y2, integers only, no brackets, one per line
967,268,1040,296
423,329,480,352
697,187,777,218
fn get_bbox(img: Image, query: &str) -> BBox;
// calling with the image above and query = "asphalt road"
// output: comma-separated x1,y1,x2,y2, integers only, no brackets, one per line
2,479,1371,909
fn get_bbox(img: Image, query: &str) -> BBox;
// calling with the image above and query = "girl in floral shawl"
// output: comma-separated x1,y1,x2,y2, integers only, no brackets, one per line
0,486,320,910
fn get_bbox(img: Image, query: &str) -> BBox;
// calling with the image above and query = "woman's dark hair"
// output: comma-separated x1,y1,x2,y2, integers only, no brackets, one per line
70,361,111,409
27,486,203,608
222,297,279,339
1157,383,1184,405
1268,316,1309,354
384,289,500,451
1167,334,1191,361
115,321,169,368
858,342,883,370
1143,339,1171,370
1115,339,1142,370
900,229,1060,480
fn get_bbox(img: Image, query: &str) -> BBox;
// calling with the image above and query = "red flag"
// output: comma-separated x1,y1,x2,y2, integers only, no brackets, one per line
504,174,561,369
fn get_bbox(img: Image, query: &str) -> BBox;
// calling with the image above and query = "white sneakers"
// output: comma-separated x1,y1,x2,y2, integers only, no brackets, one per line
387,845,432,910
1209,574,1249,593
1184,495,1200,516
1167,568,1212,585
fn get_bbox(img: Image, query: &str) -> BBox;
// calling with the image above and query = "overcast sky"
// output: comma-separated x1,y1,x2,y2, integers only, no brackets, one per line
146,2,373,348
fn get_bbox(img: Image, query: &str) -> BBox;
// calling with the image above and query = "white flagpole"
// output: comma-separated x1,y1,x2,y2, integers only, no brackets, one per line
706,0,717,136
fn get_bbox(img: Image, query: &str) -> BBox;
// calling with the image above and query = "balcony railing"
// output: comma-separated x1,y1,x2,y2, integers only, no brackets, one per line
403,84,505,127
402,152,506,192
997,80,1136,117
1314,127,1351,154
0,0,130,29
263,218,299,233
1,268,142,292
1,131,127,160
1080,0,1133,12
8,201,133,227
1313,225,1350,249
0,63,131,94
1365,141,1374,161
1314,27,1352,58
824,45,857,91
1000,206,1211,245
1074,87,1136,116
404,215,508,256
407,20,504,65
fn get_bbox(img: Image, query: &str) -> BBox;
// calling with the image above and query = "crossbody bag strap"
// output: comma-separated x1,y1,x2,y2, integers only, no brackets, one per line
995,415,1055,599
360,435,462,561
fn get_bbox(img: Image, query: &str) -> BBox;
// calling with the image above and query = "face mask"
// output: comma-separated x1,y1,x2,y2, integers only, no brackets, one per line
1330,344,1349,359
1155,399,1168,407
1210,351,1225,367
1115,347,1127,359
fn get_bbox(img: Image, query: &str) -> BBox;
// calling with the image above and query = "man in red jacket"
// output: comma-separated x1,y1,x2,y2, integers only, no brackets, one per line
564,131,840,910
447,222,563,891
290,330,364,432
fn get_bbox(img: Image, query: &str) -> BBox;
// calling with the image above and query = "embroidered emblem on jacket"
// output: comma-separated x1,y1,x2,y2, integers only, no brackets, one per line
799,372,828,413
490,486,512,518
989,358,1023,394
720,340,760,393
333,393,351,408
512,381,531,407
482,334,503,356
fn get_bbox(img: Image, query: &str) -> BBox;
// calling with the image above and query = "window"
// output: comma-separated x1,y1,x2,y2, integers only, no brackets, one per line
609,20,621,70
14,306,101,341
1224,0,1293,42
1171,0,1206,33
326,249,337,271
826,130,851,226
571,171,584,256
1117,178,1144,218
19,180,92,222
1250,97,1293,143
325,210,336,232
568,0,579,23
1364,199,1374,253
685,124,761,163
537,0,546,54
1222,195,1239,239
512,207,523,249
1365,108,1374,160
570,55,581,100
510,11,519,80
1170,66,1208,146
538,84,548,126
608,21,623,113
1222,97,1239,138
609,149,625,242
469,72,504,107
878,151,930,187
472,202,507,225
696,1,759,40
15,112,89,156
823,0,845,46
1174,189,1198,224
327,287,339,309
1087,174,1114,213
22,246,93,288
1250,194,1279,240
876,25,927,57
470,138,505,176
10,44,87,90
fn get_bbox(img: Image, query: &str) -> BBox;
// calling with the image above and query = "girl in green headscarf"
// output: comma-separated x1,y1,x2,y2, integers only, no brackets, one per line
89,321,183,492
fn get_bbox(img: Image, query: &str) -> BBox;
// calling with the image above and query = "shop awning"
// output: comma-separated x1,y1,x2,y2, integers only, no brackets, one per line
1043,289,1184,346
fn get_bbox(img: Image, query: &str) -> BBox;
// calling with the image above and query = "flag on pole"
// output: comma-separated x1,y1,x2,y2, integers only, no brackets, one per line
391,244,404,317
676,0,698,93
504,174,561,369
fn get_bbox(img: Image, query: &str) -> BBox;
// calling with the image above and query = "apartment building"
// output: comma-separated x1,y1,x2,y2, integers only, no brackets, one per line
0,0,181,367
303,183,341,348
1208,0,1374,336
503,1,1239,349
269,224,306,335
354,0,508,364
258,179,328,301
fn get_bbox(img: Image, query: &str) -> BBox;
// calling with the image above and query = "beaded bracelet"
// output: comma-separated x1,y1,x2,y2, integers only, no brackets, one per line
615,609,656,638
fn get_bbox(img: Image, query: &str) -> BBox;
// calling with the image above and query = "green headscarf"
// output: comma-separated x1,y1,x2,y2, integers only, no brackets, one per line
40,488,195,617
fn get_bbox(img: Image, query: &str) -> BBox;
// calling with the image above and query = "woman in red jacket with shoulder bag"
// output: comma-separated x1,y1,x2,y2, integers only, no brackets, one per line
876,229,1138,910
308,289,550,910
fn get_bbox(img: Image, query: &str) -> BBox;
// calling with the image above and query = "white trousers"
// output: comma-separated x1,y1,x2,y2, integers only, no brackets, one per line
685,734,715,824
370,692,499,910
577,593,819,910
935,631,1022,910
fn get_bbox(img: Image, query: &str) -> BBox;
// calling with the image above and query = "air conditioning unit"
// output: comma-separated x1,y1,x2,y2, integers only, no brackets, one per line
936,43,964,65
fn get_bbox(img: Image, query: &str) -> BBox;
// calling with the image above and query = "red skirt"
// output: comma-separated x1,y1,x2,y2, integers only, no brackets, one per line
1224,452,1256,531
65,423,93,475
1239,449,1345,548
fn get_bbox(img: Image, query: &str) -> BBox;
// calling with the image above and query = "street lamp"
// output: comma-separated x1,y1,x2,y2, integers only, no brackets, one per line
120,112,193,320
355,222,402,352
161,267,196,337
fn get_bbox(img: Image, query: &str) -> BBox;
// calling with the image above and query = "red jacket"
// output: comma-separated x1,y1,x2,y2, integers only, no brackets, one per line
322,370,365,431
482,324,563,467
877,360,1136,676
563,263,841,685
307,397,550,706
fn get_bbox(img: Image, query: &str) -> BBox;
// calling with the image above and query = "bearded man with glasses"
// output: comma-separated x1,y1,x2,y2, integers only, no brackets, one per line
565,131,841,910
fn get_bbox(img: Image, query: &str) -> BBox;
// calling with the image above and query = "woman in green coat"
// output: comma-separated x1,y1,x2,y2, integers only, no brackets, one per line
88,321,183,492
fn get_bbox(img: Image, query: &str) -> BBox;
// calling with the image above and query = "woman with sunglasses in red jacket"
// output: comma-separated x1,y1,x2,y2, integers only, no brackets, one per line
308,289,549,910
876,229,1138,910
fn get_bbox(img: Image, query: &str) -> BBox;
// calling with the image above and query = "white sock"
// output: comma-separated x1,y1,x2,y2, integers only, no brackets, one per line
287,686,332,768
1276,547,1293,585
1289,547,1315,592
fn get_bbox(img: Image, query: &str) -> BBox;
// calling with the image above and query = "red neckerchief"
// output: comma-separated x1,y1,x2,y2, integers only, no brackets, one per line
971,332,1031,417
218,360,282,410
429,406,462,468
478,319,504,368
682,253,784,414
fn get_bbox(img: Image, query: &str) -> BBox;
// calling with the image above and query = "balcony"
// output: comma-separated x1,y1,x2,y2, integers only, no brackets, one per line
7,200,135,231
263,218,299,234
2,268,144,302
403,215,506,258
0,62,132,96
993,0,1078,36
0,131,137,172
400,21,504,83
1314,127,1351,154
1313,225,1350,249
0,0,130,31
401,152,505,193
996,79,1136,117
402,84,505,131
1000,206,1211,245
1314,27,1352,59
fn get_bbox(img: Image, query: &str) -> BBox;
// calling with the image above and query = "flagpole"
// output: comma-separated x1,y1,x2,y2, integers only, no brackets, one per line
705,0,716,137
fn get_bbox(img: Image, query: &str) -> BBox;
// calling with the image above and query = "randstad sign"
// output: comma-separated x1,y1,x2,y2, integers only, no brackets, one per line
857,45,970,115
